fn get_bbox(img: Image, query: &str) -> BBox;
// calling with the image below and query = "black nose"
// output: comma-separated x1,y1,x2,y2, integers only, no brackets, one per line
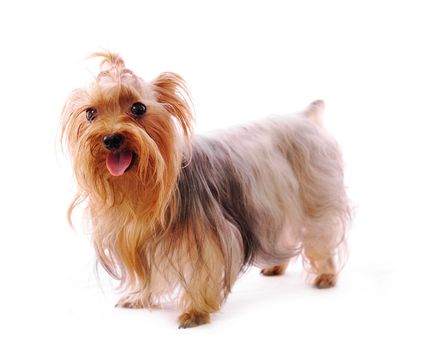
103,133,125,151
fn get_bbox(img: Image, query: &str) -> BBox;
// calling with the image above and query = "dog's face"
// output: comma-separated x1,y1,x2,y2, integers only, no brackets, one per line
61,53,192,211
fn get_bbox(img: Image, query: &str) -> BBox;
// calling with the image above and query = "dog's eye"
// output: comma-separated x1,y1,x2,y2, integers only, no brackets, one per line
86,107,97,122
130,102,147,118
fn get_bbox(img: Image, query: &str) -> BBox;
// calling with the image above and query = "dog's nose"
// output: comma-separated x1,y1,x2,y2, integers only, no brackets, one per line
103,133,125,151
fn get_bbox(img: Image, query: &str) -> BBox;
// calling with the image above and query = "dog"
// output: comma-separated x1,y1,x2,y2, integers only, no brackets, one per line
61,52,351,328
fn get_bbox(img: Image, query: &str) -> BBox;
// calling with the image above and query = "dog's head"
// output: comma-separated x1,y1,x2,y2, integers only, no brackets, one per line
61,52,193,216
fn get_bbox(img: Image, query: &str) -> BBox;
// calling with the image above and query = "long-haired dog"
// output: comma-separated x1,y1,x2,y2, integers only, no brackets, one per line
61,52,351,328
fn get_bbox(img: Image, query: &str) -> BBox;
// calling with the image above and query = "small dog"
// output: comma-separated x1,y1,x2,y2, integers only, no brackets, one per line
61,52,351,328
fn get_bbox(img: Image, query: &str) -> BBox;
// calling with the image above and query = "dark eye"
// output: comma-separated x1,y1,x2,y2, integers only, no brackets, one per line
86,107,97,122
130,102,147,118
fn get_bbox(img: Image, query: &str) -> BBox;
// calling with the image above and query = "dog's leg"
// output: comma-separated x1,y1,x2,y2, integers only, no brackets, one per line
304,248,337,289
301,210,348,289
300,198,348,289
177,257,228,329
177,282,222,328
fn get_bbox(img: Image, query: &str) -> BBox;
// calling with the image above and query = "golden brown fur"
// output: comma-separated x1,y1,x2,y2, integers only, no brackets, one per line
61,52,351,328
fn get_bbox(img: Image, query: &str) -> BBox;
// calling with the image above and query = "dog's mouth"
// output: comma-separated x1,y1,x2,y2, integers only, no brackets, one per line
106,149,135,176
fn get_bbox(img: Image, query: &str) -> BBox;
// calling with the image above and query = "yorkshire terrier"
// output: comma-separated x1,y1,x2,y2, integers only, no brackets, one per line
61,52,351,328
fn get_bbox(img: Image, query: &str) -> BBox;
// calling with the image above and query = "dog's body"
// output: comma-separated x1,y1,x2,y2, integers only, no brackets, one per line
62,52,350,328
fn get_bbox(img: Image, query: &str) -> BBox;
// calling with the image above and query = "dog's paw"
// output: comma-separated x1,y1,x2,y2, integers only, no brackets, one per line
260,263,288,276
177,311,210,329
115,296,153,309
313,273,337,289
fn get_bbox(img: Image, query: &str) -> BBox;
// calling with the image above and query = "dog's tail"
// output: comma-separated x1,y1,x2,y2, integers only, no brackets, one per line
305,100,325,126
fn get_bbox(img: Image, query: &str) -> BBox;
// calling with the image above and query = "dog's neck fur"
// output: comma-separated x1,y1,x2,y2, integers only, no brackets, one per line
87,140,187,284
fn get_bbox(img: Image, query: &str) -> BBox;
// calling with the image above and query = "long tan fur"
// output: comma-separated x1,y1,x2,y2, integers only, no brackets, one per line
61,52,351,328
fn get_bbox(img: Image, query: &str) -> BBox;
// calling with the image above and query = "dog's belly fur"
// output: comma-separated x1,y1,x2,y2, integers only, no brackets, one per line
176,115,342,270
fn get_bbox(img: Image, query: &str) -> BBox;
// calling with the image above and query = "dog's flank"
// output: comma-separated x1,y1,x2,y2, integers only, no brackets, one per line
61,52,351,328
175,114,349,272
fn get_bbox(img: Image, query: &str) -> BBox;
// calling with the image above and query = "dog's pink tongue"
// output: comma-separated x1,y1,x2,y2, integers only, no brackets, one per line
106,150,133,176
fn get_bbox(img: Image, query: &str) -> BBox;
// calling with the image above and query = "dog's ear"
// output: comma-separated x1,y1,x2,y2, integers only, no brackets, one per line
152,72,193,139
60,88,87,152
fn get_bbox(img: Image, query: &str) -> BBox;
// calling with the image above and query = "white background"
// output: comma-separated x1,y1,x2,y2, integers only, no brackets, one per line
1,0,432,349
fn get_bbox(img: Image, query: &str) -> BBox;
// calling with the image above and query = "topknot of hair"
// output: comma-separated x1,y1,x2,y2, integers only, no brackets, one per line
89,51,136,84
